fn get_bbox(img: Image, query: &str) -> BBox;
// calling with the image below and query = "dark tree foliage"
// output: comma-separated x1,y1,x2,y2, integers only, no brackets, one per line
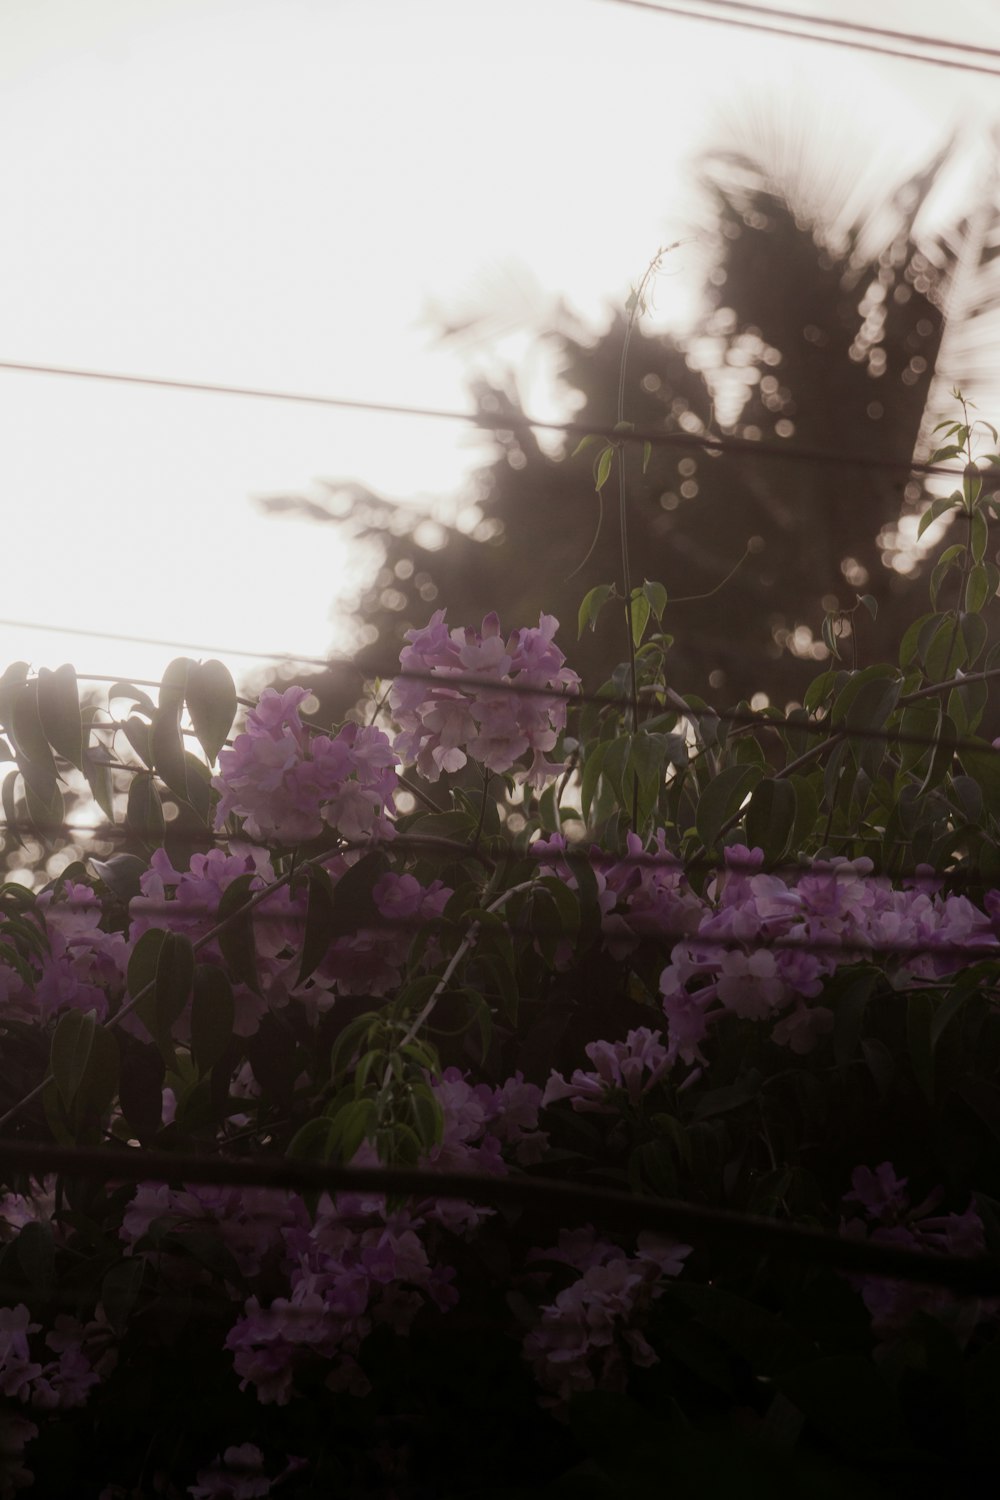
272,141,998,713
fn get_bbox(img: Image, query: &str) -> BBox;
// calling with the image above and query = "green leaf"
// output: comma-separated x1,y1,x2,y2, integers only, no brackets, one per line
108,681,156,717
899,612,938,670
917,494,958,539
50,1008,99,1112
930,546,964,611
297,864,337,985
907,991,935,1104
642,579,668,619
154,932,195,1040
16,1222,55,1300
629,590,651,648
580,740,610,822
152,657,196,801
101,1258,146,1334
832,971,877,1066
595,445,614,494
821,613,840,661
327,1098,377,1164
744,778,796,861
216,873,260,993
0,662,29,733
91,853,146,905
960,740,1000,806
190,966,235,1075
286,1116,337,1163
830,665,901,729
971,506,989,563
570,433,602,458
856,593,878,621
695,764,763,848
82,744,115,822
628,732,669,828
127,927,167,1004
126,774,165,842
960,610,990,668
326,850,390,941
121,716,153,768
37,665,85,771
787,773,820,854
897,702,940,775
924,617,966,681
577,583,616,639
186,659,237,765
642,439,653,474
330,1012,380,1082
966,562,991,614
23,774,63,835
10,681,57,784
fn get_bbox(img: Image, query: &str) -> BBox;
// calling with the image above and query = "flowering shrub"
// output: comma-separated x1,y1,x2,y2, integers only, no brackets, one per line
1,406,1000,1493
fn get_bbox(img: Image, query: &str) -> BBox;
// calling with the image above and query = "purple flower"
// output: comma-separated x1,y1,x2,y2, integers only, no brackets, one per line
390,611,579,786
212,689,397,844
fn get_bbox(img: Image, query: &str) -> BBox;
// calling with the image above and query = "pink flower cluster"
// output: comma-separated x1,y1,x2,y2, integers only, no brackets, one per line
840,1163,994,1344
389,611,580,787
212,686,398,845
541,1028,671,1114
0,885,127,1025
188,1444,304,1500
225,1182,459,1405
522,1226,690,1408
660,848,998,1067
126,849,453,1037
0,1304,105,1411
536,838,999,1069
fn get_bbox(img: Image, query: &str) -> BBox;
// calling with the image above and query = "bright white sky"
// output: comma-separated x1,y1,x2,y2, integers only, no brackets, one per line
1,0,999,706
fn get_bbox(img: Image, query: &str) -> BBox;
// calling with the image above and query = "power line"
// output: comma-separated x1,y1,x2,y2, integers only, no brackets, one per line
0,358,977,483
594,0,1000,77
5,620,1000,760
0,1138,996,1291
5,877,1000,963
669,0,1000,60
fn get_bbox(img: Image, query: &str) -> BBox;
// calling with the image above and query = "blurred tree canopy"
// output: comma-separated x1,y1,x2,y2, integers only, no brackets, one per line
272,136,997,715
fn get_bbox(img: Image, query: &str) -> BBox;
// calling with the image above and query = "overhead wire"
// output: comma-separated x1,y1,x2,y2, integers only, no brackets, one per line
592,0,1000,77
4,628,1000,762
0,1139,997,1292
0,358,982,483
5,819,1000,891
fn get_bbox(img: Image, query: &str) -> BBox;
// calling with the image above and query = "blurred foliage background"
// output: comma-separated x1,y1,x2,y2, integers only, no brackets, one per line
262,122,1000,719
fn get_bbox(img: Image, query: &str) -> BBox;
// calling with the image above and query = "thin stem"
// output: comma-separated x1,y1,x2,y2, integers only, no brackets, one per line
394,880,538,1055
471,764,490,855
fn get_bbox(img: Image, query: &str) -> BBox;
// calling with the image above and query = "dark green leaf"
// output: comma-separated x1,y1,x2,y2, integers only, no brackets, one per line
967,562,992,614
37,665,84,771
577,583,616,639
91,853,147,904
695,764,763,848
101,1258,146,1334
154,932,195,1039
16,1222,55,1299
297,864,337,984
50,1008,98,1111
216,873,260,993
917,494,958,539
152,657,196,800
186,659,237,765
745,778,796,861
906,991,935,1104
190,966,235,1076
126,774,164,842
